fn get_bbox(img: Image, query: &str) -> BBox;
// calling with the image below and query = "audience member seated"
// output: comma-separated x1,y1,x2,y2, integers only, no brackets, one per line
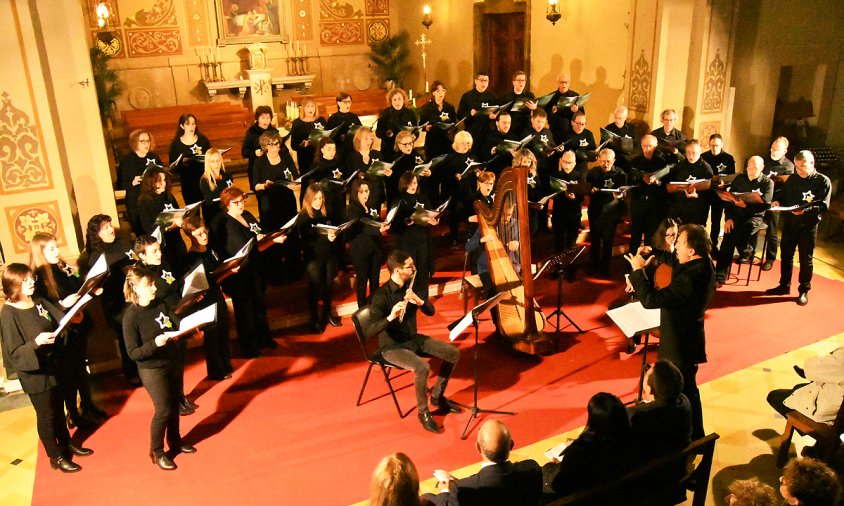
779,458,841,506
369,452,436,506
628,359,692,461
542,392,635,500
423,419,542,506
726,477,777,506
767,346,844,424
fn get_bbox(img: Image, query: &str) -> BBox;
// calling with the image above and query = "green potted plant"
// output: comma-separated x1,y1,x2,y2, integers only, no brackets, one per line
89,47,122,124
368,30,413,89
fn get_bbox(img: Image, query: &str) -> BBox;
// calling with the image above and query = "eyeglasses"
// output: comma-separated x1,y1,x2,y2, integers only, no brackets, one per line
266,142,280,147
398,141,414,147
139,138,151,143
231,198,246,205
573,122,587,126
340,99,352,103
665,232,677,238
514,78,526,82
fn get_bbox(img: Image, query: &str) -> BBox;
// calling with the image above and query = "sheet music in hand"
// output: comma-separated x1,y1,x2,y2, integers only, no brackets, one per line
50,293,94,338
154,201,202,227
75,254,109,297
212,238,255,278
606,301,660,338
161,304,217,340
544,439,573,461
361,204,400,228
314,220,355,235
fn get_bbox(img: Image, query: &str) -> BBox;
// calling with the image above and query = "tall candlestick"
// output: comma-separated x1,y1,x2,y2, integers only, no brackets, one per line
217,46,221,63
303,44,307,57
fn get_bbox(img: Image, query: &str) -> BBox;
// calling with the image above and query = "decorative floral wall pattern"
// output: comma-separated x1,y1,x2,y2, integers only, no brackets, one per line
698,121,720,150
318,0,388,46
0,92,52,194
5,201,66,253
629,50,651,113
86,0,183,57
702,49,726,113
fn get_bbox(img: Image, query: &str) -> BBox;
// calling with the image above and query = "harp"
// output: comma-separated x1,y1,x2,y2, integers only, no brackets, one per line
474,166,551,355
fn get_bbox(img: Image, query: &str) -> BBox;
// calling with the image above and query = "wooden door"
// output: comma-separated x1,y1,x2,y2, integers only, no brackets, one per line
483,12,527,97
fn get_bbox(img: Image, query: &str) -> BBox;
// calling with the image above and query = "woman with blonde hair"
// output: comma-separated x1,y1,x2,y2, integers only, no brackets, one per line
296,183,339,332
376,88,417,163
369,452,430,506
29,233,105,427
199,148,233,227
290,97,326,176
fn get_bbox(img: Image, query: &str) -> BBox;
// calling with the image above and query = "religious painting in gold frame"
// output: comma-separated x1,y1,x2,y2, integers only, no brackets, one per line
214,0,289,45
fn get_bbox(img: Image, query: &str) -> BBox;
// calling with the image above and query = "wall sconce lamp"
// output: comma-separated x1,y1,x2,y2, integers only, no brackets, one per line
546,0,562,25
422,5,433,29
95,1,111,28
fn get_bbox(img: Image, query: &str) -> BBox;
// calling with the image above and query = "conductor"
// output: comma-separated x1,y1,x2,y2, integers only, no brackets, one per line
368,250,462,433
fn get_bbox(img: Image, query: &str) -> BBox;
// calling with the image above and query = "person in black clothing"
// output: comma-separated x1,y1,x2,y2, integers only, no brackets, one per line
326,92,362,159
521,108,556,203
391,130,426,203
212,187,278,357
628,360,692,462
587,148,628,276
122,266,197,471
483,112,518,175
252,129,299,230
550,150,586,252
765,150,831,306
650,108,686,160
543,393,635,500
761,136,795,270
465,171,496,296
169,113,211,207
544,72,583,144
457,71,497,157
441,131,478,244
376,88,418,163
500,70,537,136
514,149,543,234
628,134,670,252
346,179,389,308
626,224,716,439
348,126,390,210
418,80,458,163
181,216,233,381
1,263,94,473
84,214,139,385
391,172,438,301
297,183,341,332
668,140,713,226
241,105,279,188
603,106,639,156
199,148,234,228
117,129,162,235
290,97,326,176
137,165,187,266
561,111,597,163
134,235,196,416
715,156,773,286
701,134,736,253
367,250,461,433
311,137,349,225
29,233,106,428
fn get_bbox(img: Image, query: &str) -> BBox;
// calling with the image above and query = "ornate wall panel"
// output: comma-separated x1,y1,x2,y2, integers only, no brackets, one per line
702,49,726,113
318,0,388,46
365,0,388,16
629,50,651,113
126,28,183,56
319,20,364,45
367,18,388,43
698,121,720,149
293,0,315,41
0,92,52,194
5,201,67,253
123,0,178,26
185,0,210,45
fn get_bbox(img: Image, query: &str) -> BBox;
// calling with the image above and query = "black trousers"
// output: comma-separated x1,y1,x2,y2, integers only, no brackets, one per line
552,208,581,253
351,250,381,309
227,270,271,357
138,365,182,454
779,219,818,292
398,232,432,301
381,337,460,413
306,257,337,323
681,364,704,440
709,199,725,250
764,211,781,261
588,210,619,273
715,219,762,282
60,322,96,414
203,297,232,379
767,385,807,419
29,386,71,459
629,201,661,253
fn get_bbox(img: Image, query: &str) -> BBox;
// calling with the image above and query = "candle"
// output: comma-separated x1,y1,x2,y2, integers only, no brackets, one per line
412,97,417,108
303,44,307,57
217,46,221,63
409,89,413,101
426,81,429,93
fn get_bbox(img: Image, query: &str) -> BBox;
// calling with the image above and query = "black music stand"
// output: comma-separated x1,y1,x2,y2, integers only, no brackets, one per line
539,246,586,333
447,292,511,440
605,302,660,403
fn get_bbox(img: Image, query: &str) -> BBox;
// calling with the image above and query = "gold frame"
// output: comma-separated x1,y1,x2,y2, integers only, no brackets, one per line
214,0,289,45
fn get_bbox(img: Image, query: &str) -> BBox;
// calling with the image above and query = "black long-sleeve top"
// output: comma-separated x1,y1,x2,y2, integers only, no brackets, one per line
34,263,81,304
345,200,382,260
347,149,382,178
368,278,435,348
252,152,299,230
457,88,497,145
169,134,211,205
326,111,362,157
763,155,795,199
724,173,773,223
241,123,279,187
1,298,64,394
199,171,233,227
138,191,187,263
290,117,327,174
500,90,536,135
586,165,628,218
88,238,134,318
418,100,458,160
778,171,832,226
117,151,162,217
629,153,670,204
138,260,180,309
391,191,432,243
550,166,586,214
376,107,417,162
296,211,334,263
562,129,597,163
701,151,736,176
122,302,180,369
544,89,583,143
181,248,225,305
669,159,713,220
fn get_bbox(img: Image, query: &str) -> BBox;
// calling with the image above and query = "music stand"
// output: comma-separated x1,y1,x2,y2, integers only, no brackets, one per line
605,301,660,403
447,292,511,440
539,246,586,333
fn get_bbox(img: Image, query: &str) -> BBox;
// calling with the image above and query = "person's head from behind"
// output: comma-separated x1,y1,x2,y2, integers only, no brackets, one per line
584,392,630,443
647,360,684,405
726,477,777,505
476,419,513,464
369,452,421,506
780,458,841,506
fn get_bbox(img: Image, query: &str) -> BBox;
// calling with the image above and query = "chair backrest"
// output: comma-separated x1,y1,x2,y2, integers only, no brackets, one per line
352,306,380,362
550,433,720,506
831,397,844,434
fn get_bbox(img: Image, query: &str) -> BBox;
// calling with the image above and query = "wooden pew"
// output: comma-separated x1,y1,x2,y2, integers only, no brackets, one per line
547,433,720,506
296,88,388,118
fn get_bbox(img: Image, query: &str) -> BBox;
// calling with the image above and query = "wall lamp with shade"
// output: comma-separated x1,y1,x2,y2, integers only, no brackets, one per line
547,0,562,25
422,5,433,29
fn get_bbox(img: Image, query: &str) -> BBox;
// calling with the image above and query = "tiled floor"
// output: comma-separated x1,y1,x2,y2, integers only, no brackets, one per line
3,240,842,506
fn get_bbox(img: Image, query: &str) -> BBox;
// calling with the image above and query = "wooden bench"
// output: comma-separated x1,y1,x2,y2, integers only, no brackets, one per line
547,433,720,506
776,398,844,467
296,88,388,119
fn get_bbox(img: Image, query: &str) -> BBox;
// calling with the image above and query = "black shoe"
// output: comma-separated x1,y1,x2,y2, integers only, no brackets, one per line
797,292,808,306
178,445,197,454
716,280,725,289
418,411,442,433
179,404,195,416
66,413,76,430
81,405,108,419
208,374,232,381
761,260,774,271
68,443,93,457
150,451,177,470
50,456,81,473
310,321,324,334
181,397,198,410
625,338,636,355
327,315,342,327
736,257,751,265
432,395,462,414
128,376,142,388
262,339,279,349
765,284,790,295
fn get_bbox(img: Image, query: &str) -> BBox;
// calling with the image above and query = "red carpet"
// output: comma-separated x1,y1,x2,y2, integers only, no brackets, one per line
32,261,844,505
